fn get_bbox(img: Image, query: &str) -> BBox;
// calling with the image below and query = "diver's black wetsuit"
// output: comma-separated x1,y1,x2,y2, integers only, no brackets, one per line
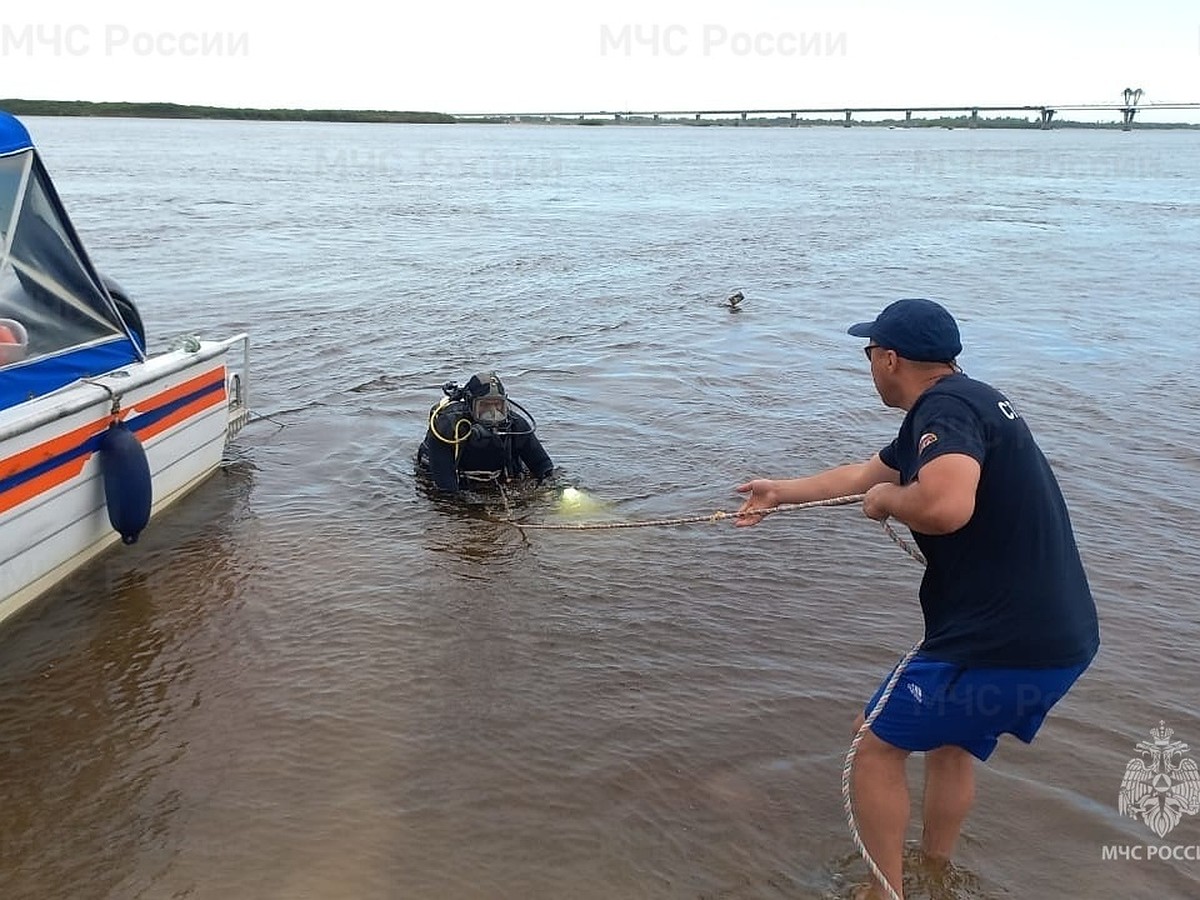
418,400,553,493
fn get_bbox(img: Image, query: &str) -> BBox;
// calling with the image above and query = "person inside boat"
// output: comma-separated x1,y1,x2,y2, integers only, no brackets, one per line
416,371,554,494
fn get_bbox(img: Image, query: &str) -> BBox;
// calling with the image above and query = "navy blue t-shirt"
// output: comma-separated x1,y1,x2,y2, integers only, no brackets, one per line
878,373,1099,668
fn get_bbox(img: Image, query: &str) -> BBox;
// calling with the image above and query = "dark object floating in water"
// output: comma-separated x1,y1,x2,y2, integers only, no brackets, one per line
724,290,744,311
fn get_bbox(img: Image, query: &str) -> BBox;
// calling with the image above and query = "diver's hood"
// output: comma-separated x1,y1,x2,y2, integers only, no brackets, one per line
465,371,508,425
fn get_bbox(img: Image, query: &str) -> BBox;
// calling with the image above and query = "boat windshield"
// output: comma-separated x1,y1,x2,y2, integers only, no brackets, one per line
0,149,127,368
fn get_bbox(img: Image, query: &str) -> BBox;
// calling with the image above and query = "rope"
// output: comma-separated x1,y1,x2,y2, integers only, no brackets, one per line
507,493,868,530
80,378,122,419
882,519,927,566
496,479,514,520
840,519,925,900
843,641,922,900
505,490,926,899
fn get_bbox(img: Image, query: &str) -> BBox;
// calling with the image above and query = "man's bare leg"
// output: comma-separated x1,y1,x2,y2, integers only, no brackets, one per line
920,745,975,860
849,713,911,899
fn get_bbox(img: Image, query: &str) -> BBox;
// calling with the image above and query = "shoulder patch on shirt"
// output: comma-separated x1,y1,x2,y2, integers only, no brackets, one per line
918,432,938,454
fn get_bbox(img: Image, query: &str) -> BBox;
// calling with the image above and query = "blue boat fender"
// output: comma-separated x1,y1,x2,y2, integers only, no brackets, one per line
99,421,152,544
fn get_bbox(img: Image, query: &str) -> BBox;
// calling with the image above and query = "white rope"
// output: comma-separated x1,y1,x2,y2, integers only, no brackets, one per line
506,494,867,530
502,490,927,898
841,520,926,900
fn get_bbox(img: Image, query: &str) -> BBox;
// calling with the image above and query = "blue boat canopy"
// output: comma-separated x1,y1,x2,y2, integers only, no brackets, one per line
0,110,143,412
0,113,32,156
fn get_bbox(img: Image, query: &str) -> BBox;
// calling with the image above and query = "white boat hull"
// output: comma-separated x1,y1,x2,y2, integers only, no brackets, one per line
0,335,249,626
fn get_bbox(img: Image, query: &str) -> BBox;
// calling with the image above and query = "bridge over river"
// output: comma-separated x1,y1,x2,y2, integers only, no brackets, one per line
454,102,1200,130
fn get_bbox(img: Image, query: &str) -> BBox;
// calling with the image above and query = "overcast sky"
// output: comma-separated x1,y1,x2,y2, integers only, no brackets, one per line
5,0,1198,122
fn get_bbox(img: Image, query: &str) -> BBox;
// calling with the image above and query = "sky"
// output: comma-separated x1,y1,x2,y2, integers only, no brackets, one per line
4,0,1199,123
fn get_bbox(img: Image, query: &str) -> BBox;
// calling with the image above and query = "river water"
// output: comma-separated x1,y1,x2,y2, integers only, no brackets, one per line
1,116,1198,899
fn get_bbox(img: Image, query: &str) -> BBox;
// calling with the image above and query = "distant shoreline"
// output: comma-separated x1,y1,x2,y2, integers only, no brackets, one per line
0,99,456,125
3,98,1198,129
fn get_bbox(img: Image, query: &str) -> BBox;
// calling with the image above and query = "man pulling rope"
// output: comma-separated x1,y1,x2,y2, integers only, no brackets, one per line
735,299,1098,899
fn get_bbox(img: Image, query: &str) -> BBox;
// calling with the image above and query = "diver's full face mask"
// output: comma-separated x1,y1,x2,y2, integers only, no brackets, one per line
472,395,508,425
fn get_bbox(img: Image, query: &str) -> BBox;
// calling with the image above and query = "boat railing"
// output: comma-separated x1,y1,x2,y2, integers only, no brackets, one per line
218,333,250,438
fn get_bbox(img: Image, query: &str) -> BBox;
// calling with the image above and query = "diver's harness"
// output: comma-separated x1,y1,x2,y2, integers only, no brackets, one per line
426,381,539,484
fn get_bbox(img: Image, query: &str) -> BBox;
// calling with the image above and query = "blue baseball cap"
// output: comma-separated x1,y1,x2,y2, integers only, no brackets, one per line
848,298,962,362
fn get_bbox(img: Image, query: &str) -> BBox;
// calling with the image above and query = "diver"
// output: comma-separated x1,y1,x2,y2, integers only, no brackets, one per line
416,371,554,495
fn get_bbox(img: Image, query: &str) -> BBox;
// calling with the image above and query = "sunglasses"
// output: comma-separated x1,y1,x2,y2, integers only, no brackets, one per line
863,345,889,361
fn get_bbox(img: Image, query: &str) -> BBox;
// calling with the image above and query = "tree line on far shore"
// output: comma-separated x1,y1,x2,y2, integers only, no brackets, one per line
0,99,455,124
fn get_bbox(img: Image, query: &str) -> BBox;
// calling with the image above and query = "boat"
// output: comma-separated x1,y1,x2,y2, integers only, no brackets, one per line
0,110,250,626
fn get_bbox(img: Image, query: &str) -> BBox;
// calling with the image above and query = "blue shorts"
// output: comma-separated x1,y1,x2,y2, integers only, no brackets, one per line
863,656,1091,761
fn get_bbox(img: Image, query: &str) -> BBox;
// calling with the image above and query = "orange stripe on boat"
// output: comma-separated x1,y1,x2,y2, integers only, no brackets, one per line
130,368,225,417
0,452,91,514
0,415,111,482
134,388,226,442
0,367,226,514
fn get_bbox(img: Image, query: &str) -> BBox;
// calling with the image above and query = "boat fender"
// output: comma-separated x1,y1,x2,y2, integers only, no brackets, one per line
99,422,152,544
